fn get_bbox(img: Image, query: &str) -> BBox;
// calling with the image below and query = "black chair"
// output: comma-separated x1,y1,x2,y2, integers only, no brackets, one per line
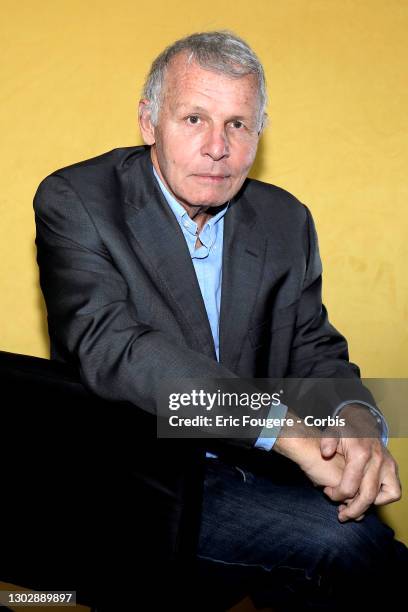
0,350,208,610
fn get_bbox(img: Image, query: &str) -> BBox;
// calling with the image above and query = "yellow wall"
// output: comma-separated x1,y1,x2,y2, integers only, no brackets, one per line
1,0,407,541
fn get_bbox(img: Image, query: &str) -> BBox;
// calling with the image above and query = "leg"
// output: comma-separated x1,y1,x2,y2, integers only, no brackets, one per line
196,452,408,611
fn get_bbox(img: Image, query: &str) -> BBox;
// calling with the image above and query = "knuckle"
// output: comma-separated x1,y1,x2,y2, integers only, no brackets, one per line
354,449,370,463
372,447,384,462
391,489,402,502
341,485,358,499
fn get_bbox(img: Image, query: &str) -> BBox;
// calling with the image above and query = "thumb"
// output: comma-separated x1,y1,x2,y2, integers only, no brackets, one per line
320,437,338,458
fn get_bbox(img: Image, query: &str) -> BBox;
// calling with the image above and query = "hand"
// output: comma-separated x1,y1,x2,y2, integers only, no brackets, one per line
274,414,346,489
320,404,402,522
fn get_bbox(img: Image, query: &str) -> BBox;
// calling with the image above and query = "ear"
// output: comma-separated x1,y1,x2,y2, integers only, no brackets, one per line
138,99,156,145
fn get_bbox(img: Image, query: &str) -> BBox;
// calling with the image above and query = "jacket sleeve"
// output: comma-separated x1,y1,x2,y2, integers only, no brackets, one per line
33,173,267,450
286,205,382,421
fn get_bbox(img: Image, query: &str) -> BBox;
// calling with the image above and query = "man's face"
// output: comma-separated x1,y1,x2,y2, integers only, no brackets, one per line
140,53,262,210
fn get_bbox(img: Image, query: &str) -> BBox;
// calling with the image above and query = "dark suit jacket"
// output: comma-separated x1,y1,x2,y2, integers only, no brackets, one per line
34,144,370,427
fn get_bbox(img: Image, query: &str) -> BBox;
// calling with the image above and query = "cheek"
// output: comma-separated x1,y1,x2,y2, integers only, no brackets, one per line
233,144,258,175
162,133,198,170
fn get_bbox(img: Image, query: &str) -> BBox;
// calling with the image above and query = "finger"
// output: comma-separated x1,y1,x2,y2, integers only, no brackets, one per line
373,479,402,506
373,458,402,505
320,437,338,458
338,498,354,510
338,499,366,519
337,502,365,522
324,446,369,502
338,467,381,521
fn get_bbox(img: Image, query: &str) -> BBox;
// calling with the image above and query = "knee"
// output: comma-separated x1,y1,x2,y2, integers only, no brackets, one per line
317,512,396,577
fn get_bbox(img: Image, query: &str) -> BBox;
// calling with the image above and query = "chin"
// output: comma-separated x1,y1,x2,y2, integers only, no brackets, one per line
192,191,231,207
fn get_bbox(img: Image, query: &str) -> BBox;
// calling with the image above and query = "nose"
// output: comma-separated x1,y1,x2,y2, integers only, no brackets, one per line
200,125,230,161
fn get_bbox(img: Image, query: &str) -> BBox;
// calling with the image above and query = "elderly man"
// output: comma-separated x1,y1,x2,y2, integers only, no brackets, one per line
34,31,406,611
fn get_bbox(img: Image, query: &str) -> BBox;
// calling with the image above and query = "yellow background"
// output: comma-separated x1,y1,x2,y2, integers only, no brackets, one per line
0,1,407,542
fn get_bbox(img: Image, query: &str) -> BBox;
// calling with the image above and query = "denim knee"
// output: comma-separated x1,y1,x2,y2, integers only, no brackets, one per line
311,510,396,578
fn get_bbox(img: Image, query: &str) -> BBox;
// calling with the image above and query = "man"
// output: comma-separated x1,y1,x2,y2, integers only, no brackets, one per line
34,31,406,611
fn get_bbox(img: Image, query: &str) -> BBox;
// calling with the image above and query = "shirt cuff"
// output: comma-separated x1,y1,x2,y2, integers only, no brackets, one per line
332,400,389,447
254,402,289,452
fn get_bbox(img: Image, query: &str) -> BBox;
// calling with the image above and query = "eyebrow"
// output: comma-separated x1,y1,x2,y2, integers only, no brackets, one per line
176,104,250,121
177,104,207,112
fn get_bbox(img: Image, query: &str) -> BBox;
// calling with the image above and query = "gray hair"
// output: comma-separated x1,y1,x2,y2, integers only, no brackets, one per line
142,30,267,132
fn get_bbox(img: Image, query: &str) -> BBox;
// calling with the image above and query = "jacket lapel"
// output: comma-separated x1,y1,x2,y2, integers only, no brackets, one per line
219,186,267,370
117,147,217,360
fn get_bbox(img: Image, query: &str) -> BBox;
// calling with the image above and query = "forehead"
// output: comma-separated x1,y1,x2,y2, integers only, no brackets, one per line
162,53,259,115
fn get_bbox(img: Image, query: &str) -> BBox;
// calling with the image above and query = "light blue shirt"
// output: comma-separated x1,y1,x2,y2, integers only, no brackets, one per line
153,169,227,361
152,165,388,450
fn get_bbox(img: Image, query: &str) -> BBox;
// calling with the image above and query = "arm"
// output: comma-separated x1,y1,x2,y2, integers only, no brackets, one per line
274,206,400,518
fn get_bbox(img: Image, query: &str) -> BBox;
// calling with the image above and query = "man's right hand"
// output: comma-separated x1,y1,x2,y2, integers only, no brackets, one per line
274,414,346,489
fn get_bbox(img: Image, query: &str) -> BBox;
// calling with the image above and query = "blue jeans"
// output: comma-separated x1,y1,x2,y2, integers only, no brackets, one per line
196,452,408,611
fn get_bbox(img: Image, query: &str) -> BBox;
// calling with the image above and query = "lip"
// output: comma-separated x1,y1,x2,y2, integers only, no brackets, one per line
194,174,230,182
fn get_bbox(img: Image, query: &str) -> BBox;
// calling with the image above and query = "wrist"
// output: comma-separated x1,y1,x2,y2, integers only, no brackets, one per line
273,414,311,461
338,403,382,438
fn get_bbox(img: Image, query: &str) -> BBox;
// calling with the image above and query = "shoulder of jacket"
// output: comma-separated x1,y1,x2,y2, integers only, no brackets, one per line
39,145,148,184
243,176,309,222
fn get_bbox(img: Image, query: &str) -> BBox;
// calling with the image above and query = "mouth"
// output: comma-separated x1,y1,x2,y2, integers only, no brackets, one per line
193,174,230,183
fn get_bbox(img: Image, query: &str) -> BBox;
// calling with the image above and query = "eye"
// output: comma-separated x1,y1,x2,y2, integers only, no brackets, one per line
186,115,200,125
231,120,244,129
